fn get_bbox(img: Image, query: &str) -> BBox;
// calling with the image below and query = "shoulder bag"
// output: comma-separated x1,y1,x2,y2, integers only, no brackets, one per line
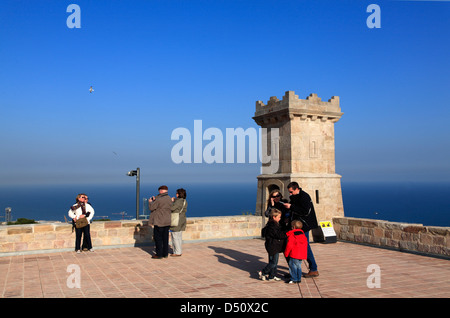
171,199,186,227
75,217,89,229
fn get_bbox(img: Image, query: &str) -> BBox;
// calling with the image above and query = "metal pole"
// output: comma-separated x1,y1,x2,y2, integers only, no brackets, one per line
136,168,140,220
5,207,11,223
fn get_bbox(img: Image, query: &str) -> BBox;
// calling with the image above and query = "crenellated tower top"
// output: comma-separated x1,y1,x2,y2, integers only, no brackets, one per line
254,91,343,125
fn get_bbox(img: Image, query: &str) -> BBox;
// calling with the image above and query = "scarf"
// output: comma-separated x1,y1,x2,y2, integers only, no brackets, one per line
71,202,87,215
70,202,88,232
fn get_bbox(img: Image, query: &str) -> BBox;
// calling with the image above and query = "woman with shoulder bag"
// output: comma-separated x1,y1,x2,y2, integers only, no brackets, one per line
170,188,188,256
68,193,95,253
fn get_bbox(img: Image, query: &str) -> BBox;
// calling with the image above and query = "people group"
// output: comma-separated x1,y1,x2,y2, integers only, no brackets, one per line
148,185,188,259
68,185,188,257
67,181,319,284
259,182,319,284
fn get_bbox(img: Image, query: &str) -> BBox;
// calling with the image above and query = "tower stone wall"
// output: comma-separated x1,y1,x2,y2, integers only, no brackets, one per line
253,91,344,222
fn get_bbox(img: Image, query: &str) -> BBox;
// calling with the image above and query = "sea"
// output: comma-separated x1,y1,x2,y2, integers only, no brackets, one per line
0,182,449,227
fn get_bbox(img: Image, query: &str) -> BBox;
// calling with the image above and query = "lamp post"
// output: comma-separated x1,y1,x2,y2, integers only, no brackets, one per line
5,207,12,223
126,168,140,220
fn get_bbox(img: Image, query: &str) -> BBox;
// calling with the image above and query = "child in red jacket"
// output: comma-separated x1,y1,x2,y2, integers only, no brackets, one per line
284,220,308,283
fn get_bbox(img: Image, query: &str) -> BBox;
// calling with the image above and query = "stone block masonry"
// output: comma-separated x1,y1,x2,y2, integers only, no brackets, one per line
0,216,264,255
333,217,450,258
3,215,448,259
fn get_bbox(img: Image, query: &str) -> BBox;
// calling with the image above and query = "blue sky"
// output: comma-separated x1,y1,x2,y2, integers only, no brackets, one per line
0,0,449,186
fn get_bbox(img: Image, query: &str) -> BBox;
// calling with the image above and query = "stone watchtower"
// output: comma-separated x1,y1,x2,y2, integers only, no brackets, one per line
253,91,344,222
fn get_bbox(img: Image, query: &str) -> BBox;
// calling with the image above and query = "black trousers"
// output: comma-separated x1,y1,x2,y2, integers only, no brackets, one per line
153,225,170,257
75,224,92,251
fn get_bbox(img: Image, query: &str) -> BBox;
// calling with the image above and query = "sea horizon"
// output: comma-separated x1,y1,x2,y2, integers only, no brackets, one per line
0,181,449,227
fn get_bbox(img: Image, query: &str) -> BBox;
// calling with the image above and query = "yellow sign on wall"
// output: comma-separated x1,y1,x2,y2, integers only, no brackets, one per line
320,221,332,228
318,220,337,243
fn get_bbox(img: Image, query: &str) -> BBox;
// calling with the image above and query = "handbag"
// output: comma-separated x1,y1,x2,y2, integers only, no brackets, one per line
171,200,186,227
75,217,89,229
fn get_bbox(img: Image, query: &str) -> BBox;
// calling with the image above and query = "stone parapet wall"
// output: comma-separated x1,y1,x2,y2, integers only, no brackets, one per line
183,216,263,241
6,215,447,258
0,216,263,255
333,217,450,258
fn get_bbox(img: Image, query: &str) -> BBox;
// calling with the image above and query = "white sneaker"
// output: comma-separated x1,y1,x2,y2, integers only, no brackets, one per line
88,249,94,252
76,250,81,254
268,277,281,281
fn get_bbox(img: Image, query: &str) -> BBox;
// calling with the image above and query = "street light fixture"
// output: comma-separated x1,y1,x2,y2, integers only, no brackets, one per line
126,168,140,220
5,207,12,223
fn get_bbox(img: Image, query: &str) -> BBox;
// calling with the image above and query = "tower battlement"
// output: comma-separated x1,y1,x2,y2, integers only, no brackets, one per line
254,91,342,124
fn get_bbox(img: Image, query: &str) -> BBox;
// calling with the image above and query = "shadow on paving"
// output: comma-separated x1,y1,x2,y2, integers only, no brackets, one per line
208,245,290,280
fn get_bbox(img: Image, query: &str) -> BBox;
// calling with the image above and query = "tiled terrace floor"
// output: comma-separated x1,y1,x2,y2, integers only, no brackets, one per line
0,239,449,299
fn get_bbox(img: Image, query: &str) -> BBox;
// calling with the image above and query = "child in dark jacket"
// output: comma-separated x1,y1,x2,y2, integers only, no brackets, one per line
258,209,286,281
284,220,308,283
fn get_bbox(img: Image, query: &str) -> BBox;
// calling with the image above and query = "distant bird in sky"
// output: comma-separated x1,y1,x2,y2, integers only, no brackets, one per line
89,86,94,93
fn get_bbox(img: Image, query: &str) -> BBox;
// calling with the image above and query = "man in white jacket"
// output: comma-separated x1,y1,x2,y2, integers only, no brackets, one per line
68,193,95,253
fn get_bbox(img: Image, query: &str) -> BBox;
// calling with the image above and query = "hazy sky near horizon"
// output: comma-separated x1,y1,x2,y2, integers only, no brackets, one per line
1,0,449,187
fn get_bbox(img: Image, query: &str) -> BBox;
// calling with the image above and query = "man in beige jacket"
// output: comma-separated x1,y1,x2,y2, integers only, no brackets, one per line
148,185,172,259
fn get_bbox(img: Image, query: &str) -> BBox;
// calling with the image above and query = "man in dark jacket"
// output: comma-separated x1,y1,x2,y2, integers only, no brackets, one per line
148,185,172,259
283,182,319,278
